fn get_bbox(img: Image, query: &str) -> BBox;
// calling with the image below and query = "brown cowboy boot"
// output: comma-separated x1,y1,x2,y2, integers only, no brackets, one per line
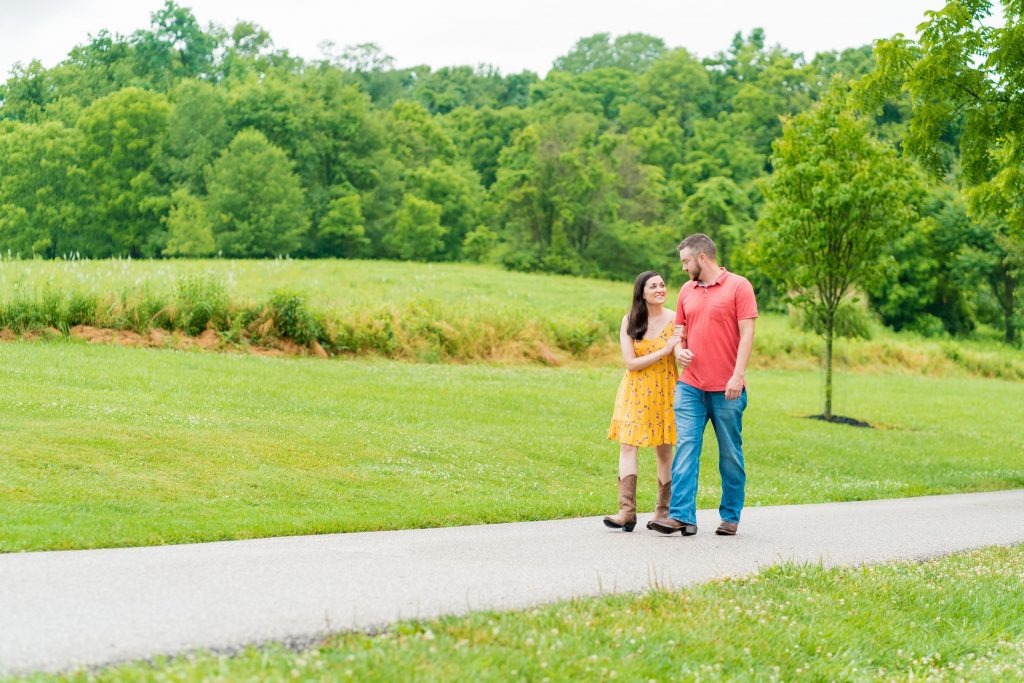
646,479,671,530
602,474,637,532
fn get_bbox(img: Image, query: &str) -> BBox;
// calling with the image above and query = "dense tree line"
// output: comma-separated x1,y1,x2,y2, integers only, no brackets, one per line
0,1,1019,342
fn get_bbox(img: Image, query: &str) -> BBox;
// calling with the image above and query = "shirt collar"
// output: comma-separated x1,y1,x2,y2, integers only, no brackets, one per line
692,268,729,289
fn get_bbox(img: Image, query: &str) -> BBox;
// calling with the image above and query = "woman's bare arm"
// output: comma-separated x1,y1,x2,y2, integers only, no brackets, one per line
620,316,681,372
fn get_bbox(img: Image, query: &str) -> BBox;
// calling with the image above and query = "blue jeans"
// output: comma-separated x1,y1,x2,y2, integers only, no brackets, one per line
669,382,748,525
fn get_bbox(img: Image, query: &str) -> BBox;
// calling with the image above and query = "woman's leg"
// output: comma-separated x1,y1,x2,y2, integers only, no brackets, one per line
604,443,639,531
654,444,672,484
646,443,674,527
619,443,639,478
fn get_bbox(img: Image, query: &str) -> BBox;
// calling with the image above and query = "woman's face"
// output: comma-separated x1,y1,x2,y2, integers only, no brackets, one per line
642,275,667,306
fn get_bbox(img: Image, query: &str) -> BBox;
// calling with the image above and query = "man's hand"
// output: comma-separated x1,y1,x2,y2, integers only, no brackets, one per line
725,374,744,400
675,347,694,368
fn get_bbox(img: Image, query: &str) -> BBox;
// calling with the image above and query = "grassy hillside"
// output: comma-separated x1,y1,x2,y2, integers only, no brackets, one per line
0,257,629,317
2,258,1022,377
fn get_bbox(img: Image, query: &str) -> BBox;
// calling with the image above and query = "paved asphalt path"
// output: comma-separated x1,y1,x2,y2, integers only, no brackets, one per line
3,489,1024,675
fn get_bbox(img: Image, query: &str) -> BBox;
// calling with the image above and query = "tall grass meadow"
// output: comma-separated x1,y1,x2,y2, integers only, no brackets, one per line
1,257,1022,376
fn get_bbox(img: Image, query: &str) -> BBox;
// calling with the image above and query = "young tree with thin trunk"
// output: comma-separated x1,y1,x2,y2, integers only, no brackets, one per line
758,89,914,419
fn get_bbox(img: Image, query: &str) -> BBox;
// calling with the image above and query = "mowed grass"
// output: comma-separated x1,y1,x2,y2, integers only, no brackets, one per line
1,340,1022,552
27,544,1024,682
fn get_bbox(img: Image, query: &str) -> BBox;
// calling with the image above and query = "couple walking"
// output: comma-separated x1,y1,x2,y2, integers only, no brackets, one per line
604,233,757,536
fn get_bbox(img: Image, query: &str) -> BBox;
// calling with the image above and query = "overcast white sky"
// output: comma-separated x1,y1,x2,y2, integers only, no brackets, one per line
1,0,951,80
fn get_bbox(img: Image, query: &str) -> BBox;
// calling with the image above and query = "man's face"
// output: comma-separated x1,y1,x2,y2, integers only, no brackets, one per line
679,248,702,282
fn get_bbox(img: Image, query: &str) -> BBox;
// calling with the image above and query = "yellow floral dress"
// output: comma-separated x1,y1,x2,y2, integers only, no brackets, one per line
607,322,678,447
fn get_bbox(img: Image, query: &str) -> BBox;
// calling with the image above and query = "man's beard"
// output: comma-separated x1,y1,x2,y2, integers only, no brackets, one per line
689,263,702,281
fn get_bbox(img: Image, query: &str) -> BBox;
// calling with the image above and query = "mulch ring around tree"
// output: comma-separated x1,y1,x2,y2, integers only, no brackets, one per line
806,414,874,428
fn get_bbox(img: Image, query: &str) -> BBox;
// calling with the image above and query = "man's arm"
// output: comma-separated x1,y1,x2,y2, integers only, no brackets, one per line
724,318,755,400
673,332,693,367
673,294,693,368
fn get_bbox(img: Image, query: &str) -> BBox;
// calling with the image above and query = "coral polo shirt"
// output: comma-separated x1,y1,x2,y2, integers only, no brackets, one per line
674,269,758,391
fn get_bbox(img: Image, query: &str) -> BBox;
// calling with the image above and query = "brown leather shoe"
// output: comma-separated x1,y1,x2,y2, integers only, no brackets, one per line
715,521,738,536
646,478,671,530
602,475,638,532
649,517,697,536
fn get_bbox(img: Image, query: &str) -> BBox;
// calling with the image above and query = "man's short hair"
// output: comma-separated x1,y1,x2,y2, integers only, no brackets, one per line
677,233,717,259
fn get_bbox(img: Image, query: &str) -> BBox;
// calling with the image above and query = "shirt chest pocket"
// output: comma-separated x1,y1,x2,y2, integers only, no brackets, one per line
708,298,734,321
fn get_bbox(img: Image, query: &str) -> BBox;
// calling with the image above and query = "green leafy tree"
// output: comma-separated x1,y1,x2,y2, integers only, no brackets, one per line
442,106,528,187
227,69,384,255
552,33,667,74
217,21,278,80
165,79,230,193
405,160,485,259
493,114,617,274
205,129,309,257
359,156,406,256
461,225,499,262
531,67,638,122
527,70,608,119
607,135,667,225
959,219,1021,344
410,64,505,114
635,49,712,127
129,1,218,89
383,194,446,261
6,31,138,121
625,114,687,174
0,121,85,257
318,191,369,257
867,185,979,336
298,68,385,236
75,87,171,256
810,46,876,84
227,73,318,179
700,31,816,158
0,60,53,122
859,0,1024,342
334,43,410,107
163,188,215,256
758,91,914,419
679,176,753,267
495,70,538,108
585,220,677,281
672,114,764,197
384,99,456,166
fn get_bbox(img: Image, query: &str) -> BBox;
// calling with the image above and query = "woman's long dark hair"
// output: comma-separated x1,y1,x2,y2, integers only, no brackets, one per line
627,271,662,340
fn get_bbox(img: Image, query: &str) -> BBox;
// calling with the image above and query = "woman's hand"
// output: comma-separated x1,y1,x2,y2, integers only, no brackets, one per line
661,324,685,356
663,333,683,355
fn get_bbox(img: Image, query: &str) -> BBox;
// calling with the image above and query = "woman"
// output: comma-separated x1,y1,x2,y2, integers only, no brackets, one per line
604,270,683,532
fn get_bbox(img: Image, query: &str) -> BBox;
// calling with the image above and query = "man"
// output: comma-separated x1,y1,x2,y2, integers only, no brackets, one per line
650,233,757,537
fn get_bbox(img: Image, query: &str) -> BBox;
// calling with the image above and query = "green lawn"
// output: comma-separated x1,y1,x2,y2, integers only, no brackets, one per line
27,544,1024,682
2,339,1022,552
